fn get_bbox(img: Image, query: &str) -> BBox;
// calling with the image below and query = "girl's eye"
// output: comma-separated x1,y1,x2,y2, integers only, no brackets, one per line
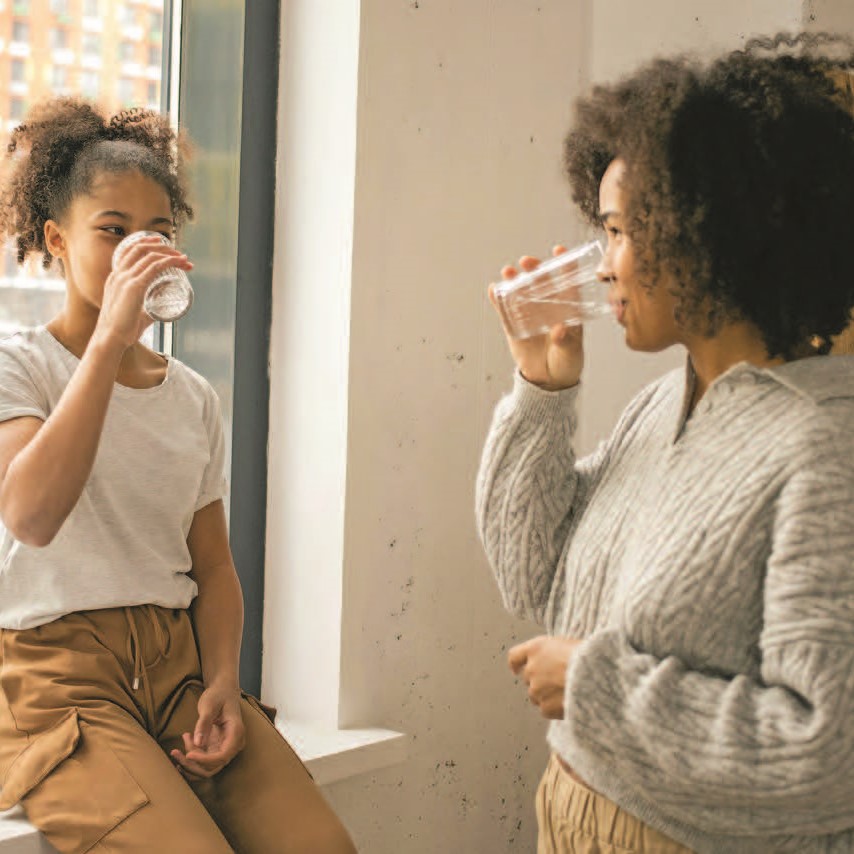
606,226,622,239
101,226,126,237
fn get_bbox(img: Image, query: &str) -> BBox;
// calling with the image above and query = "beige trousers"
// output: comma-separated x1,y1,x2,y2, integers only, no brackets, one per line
0,606,356,854
536,754,693,854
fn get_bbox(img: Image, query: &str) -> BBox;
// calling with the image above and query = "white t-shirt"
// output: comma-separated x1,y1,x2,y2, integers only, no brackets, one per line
0,326,228,629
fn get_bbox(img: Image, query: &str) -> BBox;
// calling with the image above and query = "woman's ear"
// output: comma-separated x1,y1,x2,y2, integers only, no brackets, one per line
43,219,65,259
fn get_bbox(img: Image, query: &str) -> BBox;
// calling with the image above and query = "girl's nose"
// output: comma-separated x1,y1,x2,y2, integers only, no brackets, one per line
596,252,614,284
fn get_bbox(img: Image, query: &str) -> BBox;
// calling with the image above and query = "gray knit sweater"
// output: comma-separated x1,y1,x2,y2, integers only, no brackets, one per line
476,355,854,853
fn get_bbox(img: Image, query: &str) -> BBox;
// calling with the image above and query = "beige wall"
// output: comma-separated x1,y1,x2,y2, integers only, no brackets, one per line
267,2,846,852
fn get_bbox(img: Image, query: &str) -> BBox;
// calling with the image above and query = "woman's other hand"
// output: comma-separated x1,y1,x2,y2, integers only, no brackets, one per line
508,635,581,719
488,245,584,390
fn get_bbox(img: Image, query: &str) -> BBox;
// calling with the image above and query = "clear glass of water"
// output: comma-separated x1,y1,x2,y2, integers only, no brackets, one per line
112,231,194,323
492,240,611,339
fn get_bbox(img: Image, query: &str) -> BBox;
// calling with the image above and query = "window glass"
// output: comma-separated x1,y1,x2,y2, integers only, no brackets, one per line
81,71,100,99
0,2,170,336
51,66,69,90
10,59,26,84
82,32,101,55
12,21,30,44
50,28,69,50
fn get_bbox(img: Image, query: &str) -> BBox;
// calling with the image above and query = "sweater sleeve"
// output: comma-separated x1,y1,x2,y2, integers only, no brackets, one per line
475,371,618,625
558,427,854,837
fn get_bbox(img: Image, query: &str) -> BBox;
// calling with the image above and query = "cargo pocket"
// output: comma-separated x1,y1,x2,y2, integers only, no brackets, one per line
0,708,149,854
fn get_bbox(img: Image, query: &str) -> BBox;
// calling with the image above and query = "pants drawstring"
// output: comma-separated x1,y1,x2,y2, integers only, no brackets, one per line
124,605,171,725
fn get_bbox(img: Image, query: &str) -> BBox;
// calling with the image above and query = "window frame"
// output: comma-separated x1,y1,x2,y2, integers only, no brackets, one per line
171,0,278,695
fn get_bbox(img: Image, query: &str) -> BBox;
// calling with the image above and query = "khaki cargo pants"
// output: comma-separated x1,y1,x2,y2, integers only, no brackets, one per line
536,754,693,854
0,606,355,854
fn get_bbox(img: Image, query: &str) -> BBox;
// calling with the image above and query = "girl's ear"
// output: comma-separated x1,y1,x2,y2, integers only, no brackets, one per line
44,220,65,259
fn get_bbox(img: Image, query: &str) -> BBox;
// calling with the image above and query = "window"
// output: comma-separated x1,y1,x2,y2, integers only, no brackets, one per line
50,28,69,50
51,66,68,89
118,41,136,62
0,1,171,339
9,98,26,120
119,5,136,27
10,60,26,84
148,45,161,68
83,32,100,55
117,77,134,104
11,21,29,44
81,71,100,99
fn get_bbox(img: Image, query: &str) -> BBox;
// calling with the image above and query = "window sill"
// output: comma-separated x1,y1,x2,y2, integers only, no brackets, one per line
0,722,407,849
276,718,408,786
0,807,54,853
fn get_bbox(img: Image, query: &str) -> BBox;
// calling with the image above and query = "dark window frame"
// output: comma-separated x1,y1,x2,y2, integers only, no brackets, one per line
172,0,279,695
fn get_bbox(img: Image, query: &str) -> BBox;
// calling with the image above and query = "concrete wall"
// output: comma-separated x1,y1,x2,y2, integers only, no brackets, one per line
267,2,836,852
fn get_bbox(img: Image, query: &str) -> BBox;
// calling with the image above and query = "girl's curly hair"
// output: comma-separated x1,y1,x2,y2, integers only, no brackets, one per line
0,97,193,269
564,32,854,359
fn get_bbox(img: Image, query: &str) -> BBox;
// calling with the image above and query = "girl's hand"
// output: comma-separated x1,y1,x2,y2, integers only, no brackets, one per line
508,635,582,719
170,683,246,780
95,236,193,351
488,245,584,390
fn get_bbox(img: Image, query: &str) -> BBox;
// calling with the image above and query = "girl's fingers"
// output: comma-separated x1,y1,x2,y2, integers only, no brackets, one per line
518,255,541,272
113,238,172,269
500,265,517,280
121,254,191,294
118,244,188,275
170,748,211,779
552,244,567,256
130,249,190,274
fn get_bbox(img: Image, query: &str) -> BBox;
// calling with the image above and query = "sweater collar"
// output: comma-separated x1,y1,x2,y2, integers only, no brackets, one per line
764,354,854,403
684,353,854,404
674,354,854,443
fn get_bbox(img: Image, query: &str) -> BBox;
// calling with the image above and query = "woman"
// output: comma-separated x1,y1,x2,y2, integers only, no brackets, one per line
477,34,854,854
0,99,355,853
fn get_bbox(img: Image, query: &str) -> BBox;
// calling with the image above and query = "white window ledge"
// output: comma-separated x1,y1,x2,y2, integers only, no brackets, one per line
0,807,53,853
276,718,407,786
0,723,406,849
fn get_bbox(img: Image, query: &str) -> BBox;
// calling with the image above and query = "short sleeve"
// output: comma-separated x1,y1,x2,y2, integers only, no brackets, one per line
0,339,48,424
194,382,228,511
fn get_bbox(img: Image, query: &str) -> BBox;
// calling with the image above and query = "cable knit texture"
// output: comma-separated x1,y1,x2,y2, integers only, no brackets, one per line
476,355,854,853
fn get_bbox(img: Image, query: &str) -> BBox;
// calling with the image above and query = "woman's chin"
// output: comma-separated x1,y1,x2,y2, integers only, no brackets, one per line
623,327,673,353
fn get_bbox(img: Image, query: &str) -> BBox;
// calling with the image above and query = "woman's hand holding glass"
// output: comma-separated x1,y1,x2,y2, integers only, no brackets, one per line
488,245,585,391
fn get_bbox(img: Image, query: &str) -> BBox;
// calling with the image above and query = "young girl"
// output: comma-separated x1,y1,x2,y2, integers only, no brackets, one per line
0,99,356,854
